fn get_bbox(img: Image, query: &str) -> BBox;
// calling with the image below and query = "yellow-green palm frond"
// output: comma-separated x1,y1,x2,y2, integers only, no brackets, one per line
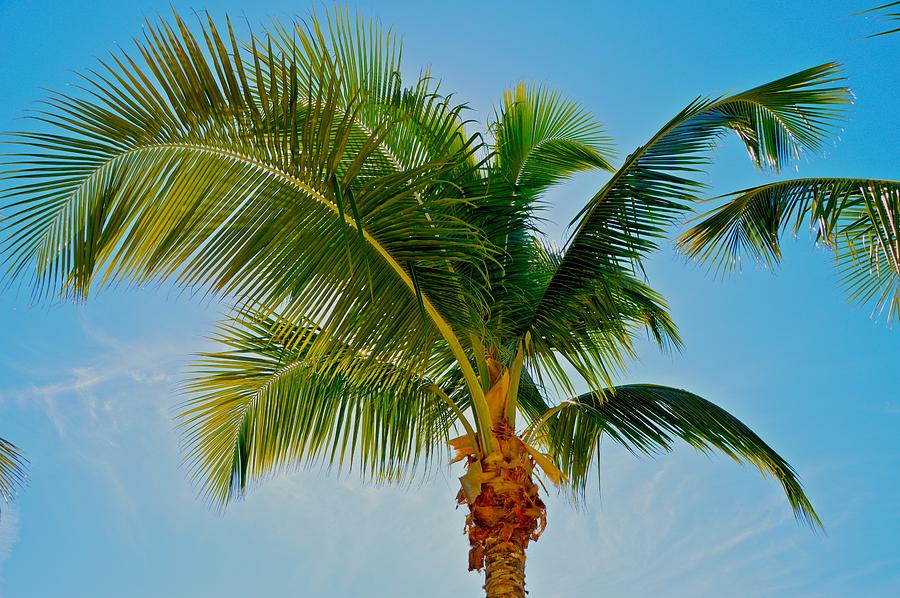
181,307,469,506
1,9,495,397
0,437,26,508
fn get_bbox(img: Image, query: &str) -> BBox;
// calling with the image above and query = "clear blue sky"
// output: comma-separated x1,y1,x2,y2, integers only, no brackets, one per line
1,1,898,596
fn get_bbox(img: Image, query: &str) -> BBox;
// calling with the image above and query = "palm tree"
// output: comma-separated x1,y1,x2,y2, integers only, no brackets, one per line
2,9,855,596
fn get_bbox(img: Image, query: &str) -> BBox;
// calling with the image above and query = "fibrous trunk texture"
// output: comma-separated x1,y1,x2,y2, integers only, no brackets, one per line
459,421,546,598
483,538,526,597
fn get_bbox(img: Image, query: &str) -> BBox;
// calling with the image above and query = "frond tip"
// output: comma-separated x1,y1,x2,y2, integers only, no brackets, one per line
858,1,900,37
520,63,849,392
538,385,821,527
490,83,615,196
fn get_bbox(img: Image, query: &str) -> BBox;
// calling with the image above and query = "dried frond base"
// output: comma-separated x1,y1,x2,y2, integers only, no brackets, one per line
457,422,546,597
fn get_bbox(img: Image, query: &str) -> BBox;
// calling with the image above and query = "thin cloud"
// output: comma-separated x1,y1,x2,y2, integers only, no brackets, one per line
0,505,20,580
0,326,189,439
883,402,900,416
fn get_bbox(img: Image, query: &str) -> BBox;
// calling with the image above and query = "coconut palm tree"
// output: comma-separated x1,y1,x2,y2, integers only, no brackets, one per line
2,9,856,596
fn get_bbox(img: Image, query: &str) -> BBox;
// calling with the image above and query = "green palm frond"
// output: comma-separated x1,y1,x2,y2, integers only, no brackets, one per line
515,369,554,426
859,2,900,36
269,9,482,175
679,178,900,321
490,83,614,199
524,240,680,395
466,86,615,346
181,308,466,505
0,437,27,505
1,10,496,418
518,64,850,392
534,385,819,526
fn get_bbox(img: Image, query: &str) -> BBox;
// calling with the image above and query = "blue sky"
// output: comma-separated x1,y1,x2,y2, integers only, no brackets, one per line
1,1,899,596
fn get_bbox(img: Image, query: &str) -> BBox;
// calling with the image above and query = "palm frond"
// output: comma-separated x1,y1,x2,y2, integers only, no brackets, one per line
519,64,849,391
536,385,819,526
180,308,465,505
679,178,900,322
525,240,680,395
515,369,555,426
270,8,482,175
859,1,900,37
1,10,495,412
490,83,614,199
0,437,27,504
462,86,615,347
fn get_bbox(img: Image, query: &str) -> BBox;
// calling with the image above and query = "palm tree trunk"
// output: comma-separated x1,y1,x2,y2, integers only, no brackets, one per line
483,538,526,597
459,421,546,598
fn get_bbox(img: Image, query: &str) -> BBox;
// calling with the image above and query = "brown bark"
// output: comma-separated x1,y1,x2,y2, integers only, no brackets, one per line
483,538,526,597
459,421,546,598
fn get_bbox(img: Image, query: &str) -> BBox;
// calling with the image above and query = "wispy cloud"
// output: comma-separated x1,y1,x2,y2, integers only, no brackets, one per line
0,505,20,584
0,320,191,439
525,448,847,598
0,320,199,574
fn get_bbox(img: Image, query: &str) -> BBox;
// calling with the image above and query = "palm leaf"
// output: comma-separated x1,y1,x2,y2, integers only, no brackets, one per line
679,178,900,321
525,240,680,395
0,10,499,427
490,83,614,199
518,63,849,392
536,385,819,526
0,437,26,505
464,85,615,347
515,369,554,426
269,9,483,176
859,2,900,36
181,308,466,505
